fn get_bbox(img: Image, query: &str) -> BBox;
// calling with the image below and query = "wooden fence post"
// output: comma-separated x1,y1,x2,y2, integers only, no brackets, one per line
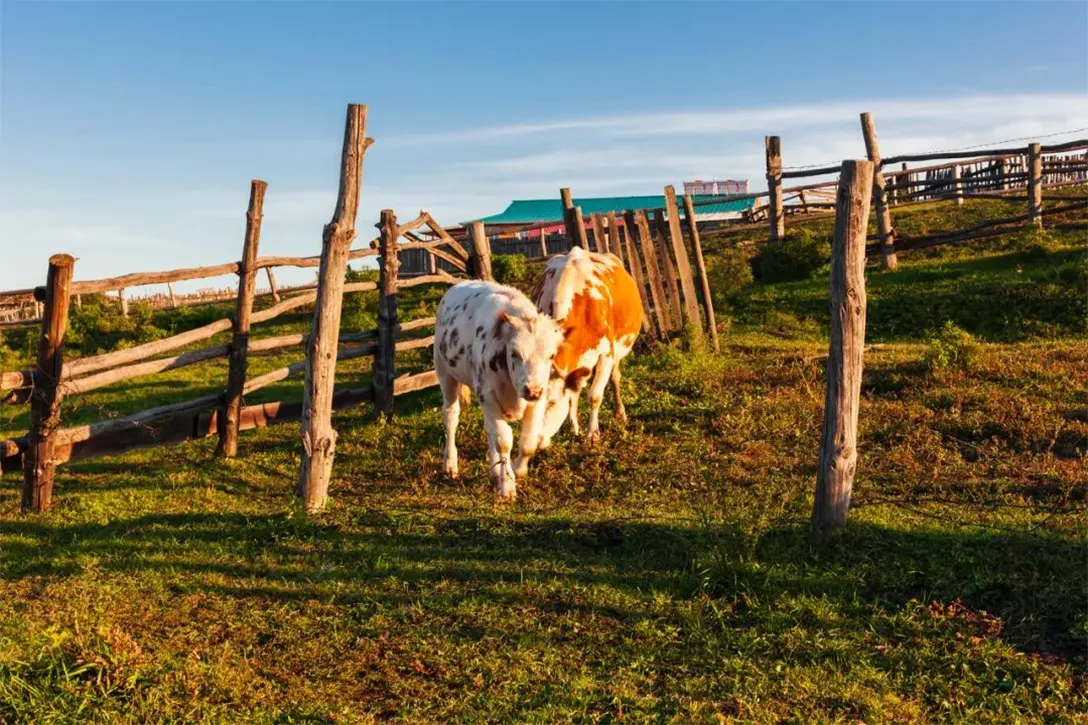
591,212,607,253
217,179,267,458
812,159,873,539
952,164,963,206
860,113,897,270
297,103,371,513
374,209,399,421
765,136,785,241
118,288,128,317
682,194,720,352
74,294,82,309
265,268,281,303
539,230,549,257
167,283,178,308
651,210,683,331
22,253,75,513
1028,143,1043,227
663,185,702,336
605,211,624,265
570,206,589,249
621,210,657,339
633,210,671,336
467,220,493,281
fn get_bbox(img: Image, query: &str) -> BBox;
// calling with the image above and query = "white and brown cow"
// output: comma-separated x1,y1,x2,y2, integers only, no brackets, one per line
531,246,644,445
434,280,563,500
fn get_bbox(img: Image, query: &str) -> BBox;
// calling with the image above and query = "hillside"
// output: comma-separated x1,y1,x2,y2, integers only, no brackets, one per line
1,197,1086,723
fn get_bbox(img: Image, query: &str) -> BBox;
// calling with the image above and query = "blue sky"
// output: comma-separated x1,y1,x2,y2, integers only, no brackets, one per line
2,0,1086,293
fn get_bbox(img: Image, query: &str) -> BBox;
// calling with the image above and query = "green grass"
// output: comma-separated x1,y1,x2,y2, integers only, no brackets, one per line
1,198,1086,723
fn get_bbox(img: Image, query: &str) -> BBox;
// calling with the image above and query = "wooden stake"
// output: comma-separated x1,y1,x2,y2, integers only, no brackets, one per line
569,205,589,249
1028,143,1043,226
765,136,785,241
373,209,399,421
265,267,281,303
952,164,963,206
23,253,75,513
297,103,371,513
681,194,719,352
633,210,670,336
467,220,493,281
860,112,897,270
663,186,702,335
621,211,656,339
812,159,873,539
167,283,178,308
651,210,683,330
217,179,267,458
590,213,607,253
605,211,624,265
539,230,548,257
118,288,128,317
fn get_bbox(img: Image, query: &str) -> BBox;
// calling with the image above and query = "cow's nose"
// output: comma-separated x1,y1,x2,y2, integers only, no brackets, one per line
523,385,543,401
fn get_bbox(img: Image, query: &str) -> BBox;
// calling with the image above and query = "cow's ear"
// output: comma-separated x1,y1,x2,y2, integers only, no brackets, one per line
565,366,593,391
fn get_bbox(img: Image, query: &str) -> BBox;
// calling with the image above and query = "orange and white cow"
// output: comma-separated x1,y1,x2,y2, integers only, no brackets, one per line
530,246,643,446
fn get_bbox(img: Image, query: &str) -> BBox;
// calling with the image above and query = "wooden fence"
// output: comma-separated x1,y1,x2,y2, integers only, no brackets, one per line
1,105,487,513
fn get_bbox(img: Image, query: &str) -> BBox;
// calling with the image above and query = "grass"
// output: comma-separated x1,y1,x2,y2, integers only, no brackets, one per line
1,198,1086,723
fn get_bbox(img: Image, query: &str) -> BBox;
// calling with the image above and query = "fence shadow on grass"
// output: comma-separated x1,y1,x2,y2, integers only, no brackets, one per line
1,506,1082,662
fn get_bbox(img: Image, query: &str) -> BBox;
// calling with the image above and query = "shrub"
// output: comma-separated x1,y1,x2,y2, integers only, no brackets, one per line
758,228,831,283
705,247,754,311
492,254,528,285
922,321,984,373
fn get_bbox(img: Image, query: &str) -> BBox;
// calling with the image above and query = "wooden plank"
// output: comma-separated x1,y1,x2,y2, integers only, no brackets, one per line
765,136,785,240
813,159,873,538
663,185,702,335
590,213,607,253
421,213,470,261
373,209,399,420
61,344,230,396
681,194,719,352
22,253,75,513
297,103,372,513
218,179,267,458
605,211,623,265
70,261,241,295
633,210,670,336
651,210,683,331
860,112,897,270
621,211,656,339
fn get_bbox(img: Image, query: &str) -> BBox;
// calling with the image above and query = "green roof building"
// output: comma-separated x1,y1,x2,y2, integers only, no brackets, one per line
469,194,757,229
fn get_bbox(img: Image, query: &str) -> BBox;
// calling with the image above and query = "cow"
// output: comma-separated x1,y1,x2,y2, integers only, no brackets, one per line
434,279,563,500
530,246,643,447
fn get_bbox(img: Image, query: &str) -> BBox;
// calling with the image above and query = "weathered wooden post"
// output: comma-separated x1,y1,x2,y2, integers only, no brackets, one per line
217,179,267,457
538,229,548,257
467,220,493,281
681,194,720,352
74,294,82,309
373,209,399,421
859,113,897,270
297,103,371,513
650,210,683,330
765,136,785,241
23,253,75,513
663,185,702,336
559,188,589,249
167,283,178,308
605,211,624,265
265,268,281,303
118,288,128,317
621,211,656,339
633,209,670,336
812,159,873,539
1028,143,1043,227
591,212,607,253
952,164,963,206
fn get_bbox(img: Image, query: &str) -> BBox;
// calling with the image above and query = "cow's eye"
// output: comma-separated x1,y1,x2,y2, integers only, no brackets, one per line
511,351,521,360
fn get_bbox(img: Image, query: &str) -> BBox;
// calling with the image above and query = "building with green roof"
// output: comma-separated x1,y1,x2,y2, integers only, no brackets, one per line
469,194,757,230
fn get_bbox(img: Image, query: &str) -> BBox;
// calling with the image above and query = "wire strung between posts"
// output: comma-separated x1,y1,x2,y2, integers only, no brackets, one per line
780,126,1088,171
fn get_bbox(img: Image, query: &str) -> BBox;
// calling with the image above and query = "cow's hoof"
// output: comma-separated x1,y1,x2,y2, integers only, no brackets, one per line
444,462,459,479
586,429,601,445
513,457,529,479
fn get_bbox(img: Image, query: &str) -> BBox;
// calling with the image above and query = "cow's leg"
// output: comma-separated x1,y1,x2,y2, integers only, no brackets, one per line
483,402,517,500
567,389,581,436
438,369,464,478
610,360,626,423
513,400,546,479
585,354,615,444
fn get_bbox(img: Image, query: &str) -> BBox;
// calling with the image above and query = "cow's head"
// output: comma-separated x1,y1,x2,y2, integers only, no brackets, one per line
496,309,562,402
540,362,593,442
